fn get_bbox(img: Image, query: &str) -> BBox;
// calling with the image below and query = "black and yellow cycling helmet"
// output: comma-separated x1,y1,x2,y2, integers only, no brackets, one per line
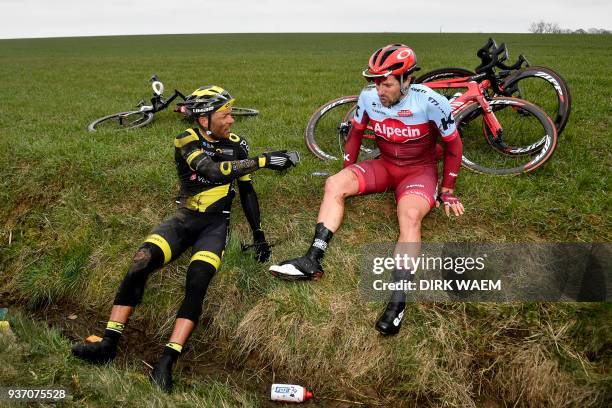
179,85,234,118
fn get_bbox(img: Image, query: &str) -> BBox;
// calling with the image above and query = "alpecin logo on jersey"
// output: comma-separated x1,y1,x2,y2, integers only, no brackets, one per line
371,118,429,142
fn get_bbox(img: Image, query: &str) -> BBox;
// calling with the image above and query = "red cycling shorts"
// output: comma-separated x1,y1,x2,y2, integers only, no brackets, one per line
347,158,438,208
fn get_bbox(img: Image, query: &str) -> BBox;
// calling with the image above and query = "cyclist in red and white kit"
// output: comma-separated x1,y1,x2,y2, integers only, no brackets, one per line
270,44,464,335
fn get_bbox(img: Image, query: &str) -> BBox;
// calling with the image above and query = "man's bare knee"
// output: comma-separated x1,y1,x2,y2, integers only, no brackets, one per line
397,202,428,238
324,170,358,198
399,207,423,226
323,176,342,197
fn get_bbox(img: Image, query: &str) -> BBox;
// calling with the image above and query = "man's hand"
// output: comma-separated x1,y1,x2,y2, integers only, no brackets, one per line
436,190,464,217
241,229,271,263
259,150,299,171
253,241,271,263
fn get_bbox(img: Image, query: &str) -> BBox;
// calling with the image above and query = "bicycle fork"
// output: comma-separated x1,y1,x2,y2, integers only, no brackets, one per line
478,96,510,153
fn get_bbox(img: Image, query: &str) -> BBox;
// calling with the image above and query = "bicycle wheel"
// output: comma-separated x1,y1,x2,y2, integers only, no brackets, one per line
305,96,358,161
231,107,259,117
456,97,557,175
502,66,571,134
88,110,154,131
305,95,381,161
339,104,380,160
414,67,475,99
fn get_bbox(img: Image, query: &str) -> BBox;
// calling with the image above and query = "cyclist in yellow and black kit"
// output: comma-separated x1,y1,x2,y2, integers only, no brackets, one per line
72,85,298,393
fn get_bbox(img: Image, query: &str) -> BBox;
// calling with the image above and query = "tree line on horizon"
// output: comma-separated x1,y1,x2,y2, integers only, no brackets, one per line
529,20,610,34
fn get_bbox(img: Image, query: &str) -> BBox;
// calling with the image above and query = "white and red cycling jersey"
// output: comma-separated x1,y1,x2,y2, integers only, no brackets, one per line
344,84,462,193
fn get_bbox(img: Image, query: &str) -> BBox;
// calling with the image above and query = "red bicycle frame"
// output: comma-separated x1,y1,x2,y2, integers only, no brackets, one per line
359,76,506,142
426,76,503,139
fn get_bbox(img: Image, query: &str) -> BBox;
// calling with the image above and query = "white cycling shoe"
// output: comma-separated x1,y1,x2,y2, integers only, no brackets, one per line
269,256,323,281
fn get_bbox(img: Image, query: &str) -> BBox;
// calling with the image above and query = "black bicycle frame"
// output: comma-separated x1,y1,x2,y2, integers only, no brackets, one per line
150,90,186,113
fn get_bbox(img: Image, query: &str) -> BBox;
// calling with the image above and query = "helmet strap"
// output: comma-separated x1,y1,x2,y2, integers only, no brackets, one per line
198,113,223,140
399,74,412,96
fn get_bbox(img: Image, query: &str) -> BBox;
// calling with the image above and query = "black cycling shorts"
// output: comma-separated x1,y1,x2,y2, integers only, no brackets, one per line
143,208,228,270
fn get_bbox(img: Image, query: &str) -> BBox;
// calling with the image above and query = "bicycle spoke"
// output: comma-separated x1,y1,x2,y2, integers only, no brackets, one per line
505,76,560,126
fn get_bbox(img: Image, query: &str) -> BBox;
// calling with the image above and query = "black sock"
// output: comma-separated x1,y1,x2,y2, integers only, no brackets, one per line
305,223,333,263
389,268,412,304
102,320,125,347
162,342,182,364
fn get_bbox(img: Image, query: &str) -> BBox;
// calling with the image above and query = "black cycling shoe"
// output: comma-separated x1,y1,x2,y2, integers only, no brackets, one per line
375,302,406,336
71,339,117,365
269,256,323,281
150,355,174,393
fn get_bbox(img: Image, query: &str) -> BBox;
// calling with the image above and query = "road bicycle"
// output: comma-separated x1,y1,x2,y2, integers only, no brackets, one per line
305,40,563,175
415,38,571,135
88,75,259,131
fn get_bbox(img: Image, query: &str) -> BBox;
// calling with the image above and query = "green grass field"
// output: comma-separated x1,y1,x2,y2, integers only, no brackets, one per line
1,33,611,407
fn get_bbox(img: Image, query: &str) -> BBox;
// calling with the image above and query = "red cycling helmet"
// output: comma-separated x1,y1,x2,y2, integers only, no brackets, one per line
362,44,419,79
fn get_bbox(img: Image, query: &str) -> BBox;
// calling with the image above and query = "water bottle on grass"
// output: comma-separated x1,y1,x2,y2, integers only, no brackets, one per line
270,383,313,403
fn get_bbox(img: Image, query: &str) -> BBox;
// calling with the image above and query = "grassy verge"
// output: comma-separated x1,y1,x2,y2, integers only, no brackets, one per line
1,33,611,406
0,310,261,407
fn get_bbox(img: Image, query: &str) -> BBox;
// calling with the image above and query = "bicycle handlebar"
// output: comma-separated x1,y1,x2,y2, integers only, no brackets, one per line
476,37,498,59
496,54,530,70
475,42,507,73
140,73,188,112
475,39,528,74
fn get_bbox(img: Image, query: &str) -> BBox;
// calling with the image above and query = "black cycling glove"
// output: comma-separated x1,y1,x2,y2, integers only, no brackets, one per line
242,229,272,263
259,150,299,171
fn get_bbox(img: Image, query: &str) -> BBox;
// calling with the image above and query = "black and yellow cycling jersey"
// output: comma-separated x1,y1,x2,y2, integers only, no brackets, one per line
174,127,259,213
111,124,267,326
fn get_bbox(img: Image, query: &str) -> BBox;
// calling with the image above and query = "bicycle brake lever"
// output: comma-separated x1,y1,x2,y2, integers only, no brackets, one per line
476,38,497,59
522,55,531,67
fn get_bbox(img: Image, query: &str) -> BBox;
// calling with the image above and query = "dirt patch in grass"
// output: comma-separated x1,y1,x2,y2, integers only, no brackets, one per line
1,293,368,407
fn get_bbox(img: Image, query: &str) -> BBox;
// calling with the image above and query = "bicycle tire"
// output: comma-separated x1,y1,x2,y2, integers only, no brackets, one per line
414,67,475,83
455,97,558,175
502,66,571,134
305,95,358,161
414,67,475,99
231,107,259,117
88,110,154,132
